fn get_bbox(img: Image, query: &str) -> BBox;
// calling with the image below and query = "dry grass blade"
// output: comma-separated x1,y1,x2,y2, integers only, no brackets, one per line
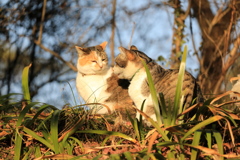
34,153,75,160
145,129,158,139
215,99,240,108
147,131,159,153
85,103,112,114
77,130,138,144
185,144,240,158
58,115,84,142
224,118,235,147
230,76,240,83
209,106,240,120
164,125,186,135
177,103,200,118
80,144,137,155
210,91,233,104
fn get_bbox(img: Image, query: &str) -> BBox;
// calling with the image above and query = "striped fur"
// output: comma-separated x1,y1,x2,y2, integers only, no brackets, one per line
113,45,203,121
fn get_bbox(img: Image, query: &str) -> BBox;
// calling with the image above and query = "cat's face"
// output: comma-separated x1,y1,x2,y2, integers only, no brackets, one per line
75,41,108,75
113,45,152,79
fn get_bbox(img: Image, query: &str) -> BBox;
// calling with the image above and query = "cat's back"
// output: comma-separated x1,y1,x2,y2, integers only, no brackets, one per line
156,69,202,105
140,63,202,106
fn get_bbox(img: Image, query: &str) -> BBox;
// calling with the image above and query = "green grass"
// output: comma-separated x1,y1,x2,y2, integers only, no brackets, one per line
0,55,240,159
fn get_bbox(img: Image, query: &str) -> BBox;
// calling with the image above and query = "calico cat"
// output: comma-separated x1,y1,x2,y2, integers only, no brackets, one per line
113,45,203,121
75,42,136,118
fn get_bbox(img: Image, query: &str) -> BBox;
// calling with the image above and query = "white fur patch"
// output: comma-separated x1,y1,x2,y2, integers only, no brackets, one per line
128,69,156,120
76,68,114,113
113,61,140,80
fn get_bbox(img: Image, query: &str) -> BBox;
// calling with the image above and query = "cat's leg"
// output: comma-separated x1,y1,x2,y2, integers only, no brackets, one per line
136,96,161,126
144,97,157,122
135,96,157,121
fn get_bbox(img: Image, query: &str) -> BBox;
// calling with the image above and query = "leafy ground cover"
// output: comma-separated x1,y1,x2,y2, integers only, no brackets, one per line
1,49,240,159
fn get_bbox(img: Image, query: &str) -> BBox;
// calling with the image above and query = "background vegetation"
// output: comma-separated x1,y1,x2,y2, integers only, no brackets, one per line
0,0,240,159
1,0,240,105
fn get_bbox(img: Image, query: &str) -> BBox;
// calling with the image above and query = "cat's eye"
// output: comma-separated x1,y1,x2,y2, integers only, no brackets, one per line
116,62,124,68
92,60,97,63
102,59,106,61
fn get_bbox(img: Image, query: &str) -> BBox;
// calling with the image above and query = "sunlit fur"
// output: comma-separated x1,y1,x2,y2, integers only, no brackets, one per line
113,46,145,79
76,42,108,75
76,42,136,117
113,46,203,122
76,42,113,114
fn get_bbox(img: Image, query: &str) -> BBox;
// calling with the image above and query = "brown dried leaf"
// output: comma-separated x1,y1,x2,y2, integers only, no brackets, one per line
36,154,75,160
210,91,232,104
83,147,100,154
147,131,159,153
0,131,10,137
187,144,240,158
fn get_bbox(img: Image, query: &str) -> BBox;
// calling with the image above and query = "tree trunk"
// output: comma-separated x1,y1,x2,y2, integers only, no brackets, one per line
191,0,239,96
110,0,117,67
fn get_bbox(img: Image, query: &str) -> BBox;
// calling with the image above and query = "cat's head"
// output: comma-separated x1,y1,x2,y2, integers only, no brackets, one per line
113,45,152,79
75,41,108,75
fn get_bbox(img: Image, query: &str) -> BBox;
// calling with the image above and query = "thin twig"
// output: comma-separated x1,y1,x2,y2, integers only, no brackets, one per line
128,22,136,49
38,0,47,44
34,40,77,72
110,0,117,67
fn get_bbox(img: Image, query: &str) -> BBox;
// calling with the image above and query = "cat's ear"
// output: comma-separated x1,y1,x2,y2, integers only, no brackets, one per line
130,45,138,50
99,41,108,50
75,46,85,55
118,46,135,61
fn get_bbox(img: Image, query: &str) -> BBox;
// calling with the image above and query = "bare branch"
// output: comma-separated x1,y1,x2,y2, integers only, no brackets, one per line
34,40,77,72
182,0,192,20
222,36,240,74
128,22,136,49
110,0,116,67
38,0,47,44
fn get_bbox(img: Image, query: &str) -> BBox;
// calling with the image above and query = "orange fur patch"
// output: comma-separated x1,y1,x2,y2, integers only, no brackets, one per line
126,51,136,61
99,41,108,50
78,51,97,66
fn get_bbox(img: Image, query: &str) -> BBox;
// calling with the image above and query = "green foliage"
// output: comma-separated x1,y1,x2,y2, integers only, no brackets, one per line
135,45,240,159
172,45,187,125
22,64,32,103
1,60,240,159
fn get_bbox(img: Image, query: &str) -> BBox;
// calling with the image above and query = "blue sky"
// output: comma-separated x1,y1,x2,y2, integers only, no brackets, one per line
34,0,203,108
2,0,203,108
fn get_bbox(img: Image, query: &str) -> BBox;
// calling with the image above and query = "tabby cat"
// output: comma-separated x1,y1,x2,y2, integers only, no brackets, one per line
113,45,203,121
75,42,136,118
